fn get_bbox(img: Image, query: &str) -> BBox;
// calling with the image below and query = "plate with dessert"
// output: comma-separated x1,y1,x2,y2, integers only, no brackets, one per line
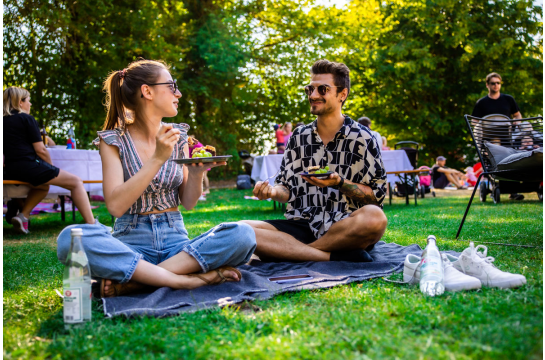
300,165,333,178
170,138,232,164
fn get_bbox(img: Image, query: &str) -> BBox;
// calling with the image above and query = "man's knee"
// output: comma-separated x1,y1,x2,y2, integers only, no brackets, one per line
354,205,388,233
239,220,273,230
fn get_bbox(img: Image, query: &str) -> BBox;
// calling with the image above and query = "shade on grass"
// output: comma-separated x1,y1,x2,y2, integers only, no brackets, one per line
3,189,542,359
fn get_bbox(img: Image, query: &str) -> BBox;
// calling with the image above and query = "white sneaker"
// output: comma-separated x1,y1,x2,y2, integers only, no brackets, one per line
198,195,207,201
403,253,481,292
11,213,29,234
449,242,526,289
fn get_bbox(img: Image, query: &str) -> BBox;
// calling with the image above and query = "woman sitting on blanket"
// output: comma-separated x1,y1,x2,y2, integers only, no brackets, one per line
57,59,256,298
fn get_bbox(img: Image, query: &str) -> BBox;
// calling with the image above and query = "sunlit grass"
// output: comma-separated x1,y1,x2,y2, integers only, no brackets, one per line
3,188,543,359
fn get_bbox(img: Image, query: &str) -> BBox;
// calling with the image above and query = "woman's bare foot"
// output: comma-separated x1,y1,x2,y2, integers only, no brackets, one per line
100,267,242,296
186,267,241,289
101,279,148,298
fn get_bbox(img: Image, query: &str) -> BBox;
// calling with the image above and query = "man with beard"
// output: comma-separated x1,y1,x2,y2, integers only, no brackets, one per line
472,72,525,200
472,72,522,121
242,60,387,263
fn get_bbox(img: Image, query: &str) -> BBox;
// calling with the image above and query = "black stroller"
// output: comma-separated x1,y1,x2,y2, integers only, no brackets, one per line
392,141,422,197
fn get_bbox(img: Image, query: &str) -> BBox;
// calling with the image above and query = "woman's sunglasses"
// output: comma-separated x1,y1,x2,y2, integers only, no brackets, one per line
145,79,179,95
304,84,340,96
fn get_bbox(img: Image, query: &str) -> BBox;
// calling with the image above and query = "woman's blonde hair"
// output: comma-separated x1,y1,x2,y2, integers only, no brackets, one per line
3,86,30,116
102,59,169,132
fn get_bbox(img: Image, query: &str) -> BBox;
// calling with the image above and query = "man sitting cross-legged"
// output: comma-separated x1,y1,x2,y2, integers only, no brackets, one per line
431,156,467,190
242,59,388,263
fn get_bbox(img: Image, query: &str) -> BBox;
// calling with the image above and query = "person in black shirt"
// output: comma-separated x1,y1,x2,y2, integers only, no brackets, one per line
3,87,95,233
471,72,522,120
471,72,525,200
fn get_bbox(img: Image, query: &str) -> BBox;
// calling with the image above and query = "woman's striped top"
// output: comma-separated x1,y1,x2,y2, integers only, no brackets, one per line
93,123,190,215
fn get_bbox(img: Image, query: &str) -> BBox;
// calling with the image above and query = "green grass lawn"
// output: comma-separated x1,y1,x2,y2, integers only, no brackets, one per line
3,189,543,359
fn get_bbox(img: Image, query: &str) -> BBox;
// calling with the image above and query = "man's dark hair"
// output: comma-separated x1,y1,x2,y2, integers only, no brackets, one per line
358,117,371,128
486,72,502,84
310,59,350,105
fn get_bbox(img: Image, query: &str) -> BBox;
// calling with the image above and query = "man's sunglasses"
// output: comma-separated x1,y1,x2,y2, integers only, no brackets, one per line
304,84,340,96
144,79,179,96
488,81,502,86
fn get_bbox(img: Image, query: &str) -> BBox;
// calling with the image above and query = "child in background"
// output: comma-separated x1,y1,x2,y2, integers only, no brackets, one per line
520,136,538,150
464,167,477,187
188,135,210,200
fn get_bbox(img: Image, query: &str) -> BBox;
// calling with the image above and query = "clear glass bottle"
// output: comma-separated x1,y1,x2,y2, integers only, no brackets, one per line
419,235,445,297
63,228,91,327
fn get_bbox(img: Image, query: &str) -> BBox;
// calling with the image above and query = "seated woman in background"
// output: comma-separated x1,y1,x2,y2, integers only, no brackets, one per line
3,87,95,233
57,59,256,297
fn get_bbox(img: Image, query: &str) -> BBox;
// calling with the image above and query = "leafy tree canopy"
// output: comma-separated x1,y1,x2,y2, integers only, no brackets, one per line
4,0,542,176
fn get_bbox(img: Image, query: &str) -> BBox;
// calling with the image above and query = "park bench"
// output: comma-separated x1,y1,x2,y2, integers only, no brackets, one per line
3,180,108,223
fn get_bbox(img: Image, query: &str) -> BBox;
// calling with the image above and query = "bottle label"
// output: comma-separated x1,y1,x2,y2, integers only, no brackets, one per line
421,257,442,275
64,287,82,322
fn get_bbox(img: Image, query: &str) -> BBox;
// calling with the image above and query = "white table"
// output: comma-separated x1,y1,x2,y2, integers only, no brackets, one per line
47,148,103,196
382,150,413,183
4,148,103,200
251,151,413,184
251,154,284,183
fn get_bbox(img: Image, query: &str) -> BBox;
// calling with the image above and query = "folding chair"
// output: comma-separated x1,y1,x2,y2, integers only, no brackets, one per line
456,115,543,239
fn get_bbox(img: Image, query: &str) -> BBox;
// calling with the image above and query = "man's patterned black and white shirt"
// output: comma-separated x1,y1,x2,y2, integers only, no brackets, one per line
275,116,386,239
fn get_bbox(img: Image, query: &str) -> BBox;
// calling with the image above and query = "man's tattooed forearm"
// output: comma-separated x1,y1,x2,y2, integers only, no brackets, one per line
339,183,379,205
275,185,290,203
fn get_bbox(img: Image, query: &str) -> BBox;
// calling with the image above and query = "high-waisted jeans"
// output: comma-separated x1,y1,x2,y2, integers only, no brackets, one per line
57,211,256,283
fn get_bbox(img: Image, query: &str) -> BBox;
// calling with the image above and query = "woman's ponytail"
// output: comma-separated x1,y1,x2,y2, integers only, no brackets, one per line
102,71,127,131
101,59,168,132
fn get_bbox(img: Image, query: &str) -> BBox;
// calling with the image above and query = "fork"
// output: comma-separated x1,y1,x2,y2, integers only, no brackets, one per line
263,169,281,183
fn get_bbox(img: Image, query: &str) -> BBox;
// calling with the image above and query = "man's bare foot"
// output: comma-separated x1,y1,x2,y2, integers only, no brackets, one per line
101,279,147,298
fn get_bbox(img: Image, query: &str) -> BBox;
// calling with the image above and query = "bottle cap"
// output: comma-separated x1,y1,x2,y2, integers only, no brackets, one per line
71,228,83,236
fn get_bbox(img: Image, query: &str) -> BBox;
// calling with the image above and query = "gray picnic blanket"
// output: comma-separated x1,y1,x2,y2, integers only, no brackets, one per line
101,241,457,318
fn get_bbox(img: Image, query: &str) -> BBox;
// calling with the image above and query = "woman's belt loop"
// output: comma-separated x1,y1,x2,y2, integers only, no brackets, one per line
166,211,175,228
